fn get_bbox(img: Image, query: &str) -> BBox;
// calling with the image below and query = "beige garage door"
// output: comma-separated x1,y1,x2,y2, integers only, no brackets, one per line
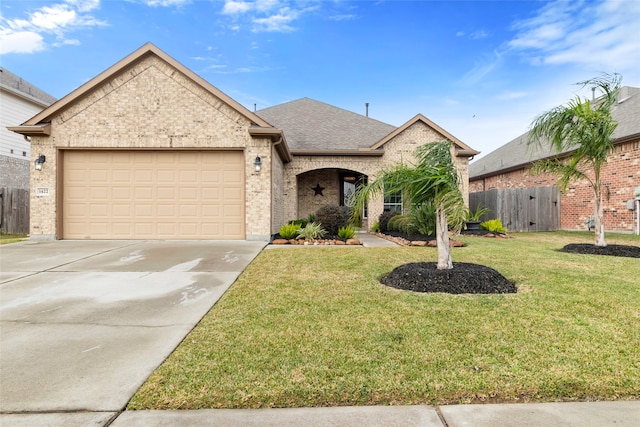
63,150,245,239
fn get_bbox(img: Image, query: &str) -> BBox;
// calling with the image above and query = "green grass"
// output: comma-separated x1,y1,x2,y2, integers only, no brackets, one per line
0,233,28,244
128,231,640,409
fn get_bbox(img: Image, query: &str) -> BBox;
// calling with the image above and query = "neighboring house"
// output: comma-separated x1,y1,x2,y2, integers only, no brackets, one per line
469,86,640,234
1,68,57,189
9,43,478,241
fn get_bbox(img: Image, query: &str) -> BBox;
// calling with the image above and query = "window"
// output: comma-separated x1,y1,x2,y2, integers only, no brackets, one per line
384,191,403,213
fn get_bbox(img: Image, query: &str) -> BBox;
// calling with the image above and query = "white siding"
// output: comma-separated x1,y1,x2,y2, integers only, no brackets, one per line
0,90,48,161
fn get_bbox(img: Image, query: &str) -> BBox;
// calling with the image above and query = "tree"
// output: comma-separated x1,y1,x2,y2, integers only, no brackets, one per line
528,73,621,247
352,141,466,269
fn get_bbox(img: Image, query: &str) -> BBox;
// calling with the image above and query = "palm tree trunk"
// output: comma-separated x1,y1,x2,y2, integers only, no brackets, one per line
594,189,607,247
435,206,453,270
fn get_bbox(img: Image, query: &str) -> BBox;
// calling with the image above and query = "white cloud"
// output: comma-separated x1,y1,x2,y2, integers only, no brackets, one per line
496,91,529,101
508,0,640,70
222,1,254,15
459,50,504,86
144,0,190,6
329,14,356,21
252,9,298,32
0,31,44,54
0,0,106,54
470,30,488,40
219,1,317,33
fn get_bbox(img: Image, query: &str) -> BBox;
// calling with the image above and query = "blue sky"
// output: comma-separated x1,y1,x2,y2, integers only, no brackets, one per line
1,0,639,159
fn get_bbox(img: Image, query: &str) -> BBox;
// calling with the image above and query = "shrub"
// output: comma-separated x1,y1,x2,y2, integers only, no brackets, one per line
387,214,407,232
315,205,350,235
371,221,380,232
481,219,507,233
410,202,436,236
288,219,307,228
278,223,299,239
378,211,398,232
395,215,418,235
466,205,491,222
338,225,356,240
297,222,326,240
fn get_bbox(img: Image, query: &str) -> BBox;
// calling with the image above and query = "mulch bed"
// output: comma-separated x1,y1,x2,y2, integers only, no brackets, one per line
381,262,516,295
560,243,640,258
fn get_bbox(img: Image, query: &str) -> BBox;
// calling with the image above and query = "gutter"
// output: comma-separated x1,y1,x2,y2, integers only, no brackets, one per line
290,149,385,157
6,123,51,136
248,127,292,163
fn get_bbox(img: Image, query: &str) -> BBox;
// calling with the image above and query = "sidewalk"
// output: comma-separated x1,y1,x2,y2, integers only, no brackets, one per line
111,400,638,426
2,400,638,426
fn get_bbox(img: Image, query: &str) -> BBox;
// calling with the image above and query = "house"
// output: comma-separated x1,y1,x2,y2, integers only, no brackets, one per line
469,86,640,234
8,43,478,241
1,68,56,189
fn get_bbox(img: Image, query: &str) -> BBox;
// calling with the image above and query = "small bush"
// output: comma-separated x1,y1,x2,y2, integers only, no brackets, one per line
390,215,417,235
387,214,408,232
481,219,507,233
378,211,398,232
371,221,380,232
410,202,436,236
289,219,307,228
278,223,299,239
297,222,326,240
315,205,350,235
338,225,356,240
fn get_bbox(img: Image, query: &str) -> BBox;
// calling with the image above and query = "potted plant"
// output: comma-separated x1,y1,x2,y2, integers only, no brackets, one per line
465,205,490,230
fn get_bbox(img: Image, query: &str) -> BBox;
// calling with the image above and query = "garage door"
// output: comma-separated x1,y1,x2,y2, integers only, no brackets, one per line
63,151,245,239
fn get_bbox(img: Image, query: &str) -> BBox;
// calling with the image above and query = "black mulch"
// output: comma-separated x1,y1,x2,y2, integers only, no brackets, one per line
381,262,516,294
560,244,640,258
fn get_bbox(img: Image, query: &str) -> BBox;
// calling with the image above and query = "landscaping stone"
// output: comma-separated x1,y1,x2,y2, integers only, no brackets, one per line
272,239,290,245
346,238,361,245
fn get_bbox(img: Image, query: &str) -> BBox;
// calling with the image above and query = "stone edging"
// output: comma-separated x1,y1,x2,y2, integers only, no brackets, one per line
271,238,362,246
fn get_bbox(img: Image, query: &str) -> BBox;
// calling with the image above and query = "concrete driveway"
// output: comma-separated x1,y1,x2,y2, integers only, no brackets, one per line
0,239,264,425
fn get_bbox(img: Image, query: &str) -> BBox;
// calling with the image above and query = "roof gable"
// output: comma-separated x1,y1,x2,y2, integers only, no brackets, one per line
371,113,479,157
17,43,272,130
256,97,396,151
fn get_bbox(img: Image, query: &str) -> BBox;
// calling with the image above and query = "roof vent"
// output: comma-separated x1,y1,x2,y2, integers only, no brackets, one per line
365,102,369,117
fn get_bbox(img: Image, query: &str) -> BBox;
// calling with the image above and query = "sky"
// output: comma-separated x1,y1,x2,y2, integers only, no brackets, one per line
1,0,639,160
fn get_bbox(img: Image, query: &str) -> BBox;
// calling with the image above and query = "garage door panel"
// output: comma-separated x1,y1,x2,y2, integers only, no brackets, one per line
63,151,244,239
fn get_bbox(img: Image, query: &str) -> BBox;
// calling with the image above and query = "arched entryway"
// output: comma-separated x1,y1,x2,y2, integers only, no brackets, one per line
296,168,367,221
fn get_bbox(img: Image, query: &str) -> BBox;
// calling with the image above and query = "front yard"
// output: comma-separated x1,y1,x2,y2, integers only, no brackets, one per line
128,231,640,409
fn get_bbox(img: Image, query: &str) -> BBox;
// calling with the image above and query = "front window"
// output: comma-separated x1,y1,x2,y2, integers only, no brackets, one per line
384,191,403,214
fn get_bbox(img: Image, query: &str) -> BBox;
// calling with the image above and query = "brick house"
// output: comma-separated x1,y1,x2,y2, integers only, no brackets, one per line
9,43,478,241
469,86,640,234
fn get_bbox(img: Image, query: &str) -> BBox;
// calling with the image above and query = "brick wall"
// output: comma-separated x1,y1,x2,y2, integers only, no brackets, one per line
271,143,285,236
470,138,639,232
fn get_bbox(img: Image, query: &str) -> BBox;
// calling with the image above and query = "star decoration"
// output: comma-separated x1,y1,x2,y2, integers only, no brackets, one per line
312,183,325,196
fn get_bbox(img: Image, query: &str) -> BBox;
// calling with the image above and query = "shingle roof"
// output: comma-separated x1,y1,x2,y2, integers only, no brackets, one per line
470,86,640,179
256,97,397,151
0,67,57,107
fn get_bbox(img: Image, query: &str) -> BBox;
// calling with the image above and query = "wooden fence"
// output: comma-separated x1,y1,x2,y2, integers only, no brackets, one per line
0,187,29,235
469,186,560,232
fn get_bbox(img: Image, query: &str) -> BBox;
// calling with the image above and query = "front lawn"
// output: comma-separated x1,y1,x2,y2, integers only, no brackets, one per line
128,231,640,409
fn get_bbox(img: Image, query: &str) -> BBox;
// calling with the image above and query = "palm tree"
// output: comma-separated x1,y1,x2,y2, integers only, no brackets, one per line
528,73,621,247
352,141,466,269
